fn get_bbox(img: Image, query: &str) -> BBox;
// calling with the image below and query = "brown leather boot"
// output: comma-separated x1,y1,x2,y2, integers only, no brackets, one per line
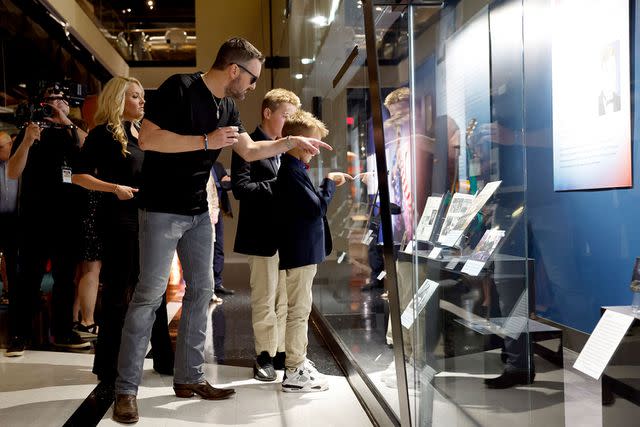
173,380,235,400
113,394,139,424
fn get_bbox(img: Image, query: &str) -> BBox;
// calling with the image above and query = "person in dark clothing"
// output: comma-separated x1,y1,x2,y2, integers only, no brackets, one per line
276,110,351,393
210,161,234,296
232,88,301,381
72,76,174,385
0,131,18,310
6,86,89,356
112,37,330,424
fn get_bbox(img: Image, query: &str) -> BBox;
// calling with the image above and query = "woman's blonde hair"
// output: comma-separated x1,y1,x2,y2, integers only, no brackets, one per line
94,76,144,155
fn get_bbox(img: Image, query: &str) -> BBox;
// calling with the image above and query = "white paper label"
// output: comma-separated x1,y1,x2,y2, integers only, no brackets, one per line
428,247,442,259
337,252,346,264
377,271,387,280
401,279,440,329
362,229,373,244
445,257,460,270
573,309,635,380
461,259,485,276
439,230,463,247
402,241,416,254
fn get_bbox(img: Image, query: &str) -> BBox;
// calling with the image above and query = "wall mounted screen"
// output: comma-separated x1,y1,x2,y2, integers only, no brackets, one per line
551,0,631,191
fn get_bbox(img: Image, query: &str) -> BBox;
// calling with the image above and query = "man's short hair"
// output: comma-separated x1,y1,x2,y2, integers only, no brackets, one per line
262,88,301,113
211,37,264,70
282,110,328,139
384,87,410,108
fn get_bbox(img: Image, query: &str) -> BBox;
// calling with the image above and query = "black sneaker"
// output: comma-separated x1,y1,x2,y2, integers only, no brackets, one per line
73,323,99,341
6,336,25,357
273,351,286,370
53,332,91,349
253,351,276,381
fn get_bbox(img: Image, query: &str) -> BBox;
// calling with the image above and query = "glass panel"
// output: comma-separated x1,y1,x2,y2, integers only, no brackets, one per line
288,0,405,419
371,1,546,425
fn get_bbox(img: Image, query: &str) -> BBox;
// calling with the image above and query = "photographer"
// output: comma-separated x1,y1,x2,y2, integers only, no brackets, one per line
5,85,89,356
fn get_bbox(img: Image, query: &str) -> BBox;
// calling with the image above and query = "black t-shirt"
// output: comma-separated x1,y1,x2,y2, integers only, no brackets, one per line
75,123,144,228
140,72,245,215
11,126,82,217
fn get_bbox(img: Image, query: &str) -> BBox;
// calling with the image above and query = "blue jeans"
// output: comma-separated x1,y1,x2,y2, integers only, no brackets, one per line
115,210,214,395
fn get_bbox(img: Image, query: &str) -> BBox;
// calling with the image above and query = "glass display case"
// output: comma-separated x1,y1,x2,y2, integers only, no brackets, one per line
288,0,640,425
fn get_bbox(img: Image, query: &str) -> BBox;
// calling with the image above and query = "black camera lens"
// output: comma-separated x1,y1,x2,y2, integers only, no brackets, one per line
41,104,54,118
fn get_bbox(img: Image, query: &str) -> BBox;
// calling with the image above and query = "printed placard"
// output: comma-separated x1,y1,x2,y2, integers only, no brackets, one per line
428,247,442,260
573,309,634,379
401,279,440,329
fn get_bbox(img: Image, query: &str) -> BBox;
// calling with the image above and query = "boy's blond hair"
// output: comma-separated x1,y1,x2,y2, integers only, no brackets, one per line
262,88,301,112
282,110,329,138
384,87,410,108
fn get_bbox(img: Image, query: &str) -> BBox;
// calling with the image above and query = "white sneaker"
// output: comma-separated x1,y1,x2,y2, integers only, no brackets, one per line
282,359,329,393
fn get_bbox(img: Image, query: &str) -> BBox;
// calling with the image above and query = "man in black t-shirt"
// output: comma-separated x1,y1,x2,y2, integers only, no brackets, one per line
113,37,331,423
5,88,89,357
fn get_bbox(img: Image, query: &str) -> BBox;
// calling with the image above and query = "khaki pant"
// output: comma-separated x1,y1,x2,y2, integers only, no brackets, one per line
248,253,288,356
283,264,318,368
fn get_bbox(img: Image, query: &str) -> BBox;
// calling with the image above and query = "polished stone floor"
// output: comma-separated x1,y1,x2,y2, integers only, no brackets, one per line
0,259,370,426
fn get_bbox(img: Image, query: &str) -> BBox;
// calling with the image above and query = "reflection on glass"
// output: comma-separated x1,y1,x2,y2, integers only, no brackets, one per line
291,0,570,426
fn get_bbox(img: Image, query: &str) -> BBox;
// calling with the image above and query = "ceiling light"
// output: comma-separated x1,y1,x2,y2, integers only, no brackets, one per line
127,8,131,12
309,15,328,27
147,0,154,5
294,74,303,80
18,83,26,88
301,57,314,65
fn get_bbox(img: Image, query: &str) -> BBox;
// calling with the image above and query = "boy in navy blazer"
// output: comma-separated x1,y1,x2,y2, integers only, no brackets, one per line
231,88,301,382
276,110,351,392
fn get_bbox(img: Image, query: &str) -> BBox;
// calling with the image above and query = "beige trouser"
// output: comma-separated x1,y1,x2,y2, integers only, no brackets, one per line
283,264,318,368
248,253,288,356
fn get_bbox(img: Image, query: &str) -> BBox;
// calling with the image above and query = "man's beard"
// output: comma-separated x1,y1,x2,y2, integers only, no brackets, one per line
225,76,246,100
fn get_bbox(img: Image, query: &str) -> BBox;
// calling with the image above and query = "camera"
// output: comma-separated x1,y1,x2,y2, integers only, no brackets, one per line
15,80,87,127
15,102,54,124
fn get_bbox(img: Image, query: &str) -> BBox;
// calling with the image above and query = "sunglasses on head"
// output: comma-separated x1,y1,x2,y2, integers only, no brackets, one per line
233,62,258,85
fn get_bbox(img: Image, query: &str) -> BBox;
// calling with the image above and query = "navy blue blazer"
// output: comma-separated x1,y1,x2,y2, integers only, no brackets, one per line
276,153,336,270
231,127,280,256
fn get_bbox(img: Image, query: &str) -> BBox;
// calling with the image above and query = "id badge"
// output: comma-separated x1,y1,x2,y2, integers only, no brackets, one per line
62,166,72,184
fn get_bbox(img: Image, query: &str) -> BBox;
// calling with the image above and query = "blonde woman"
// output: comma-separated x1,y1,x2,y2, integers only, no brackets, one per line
73,76,173,385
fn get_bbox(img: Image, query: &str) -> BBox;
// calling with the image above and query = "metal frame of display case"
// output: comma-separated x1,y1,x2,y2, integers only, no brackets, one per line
364,1,412,425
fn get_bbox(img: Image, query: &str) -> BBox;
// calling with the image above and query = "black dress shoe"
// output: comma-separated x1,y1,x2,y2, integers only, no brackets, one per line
484,370,535,389
174,380,235,400
215,286,235,295
113,394,138,424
